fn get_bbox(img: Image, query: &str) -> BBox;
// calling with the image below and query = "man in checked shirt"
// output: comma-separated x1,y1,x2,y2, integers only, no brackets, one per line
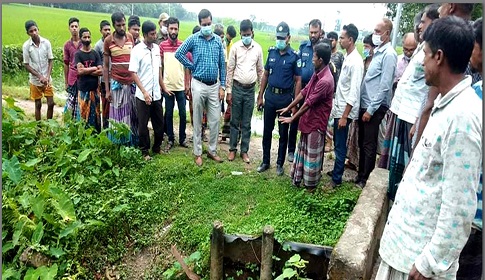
175,9,226,167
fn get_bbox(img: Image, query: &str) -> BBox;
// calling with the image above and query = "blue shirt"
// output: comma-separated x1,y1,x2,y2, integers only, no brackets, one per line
360,42,397,115
264,46,301,90
298,40,314,84
473,80,482,230
175,31,226,87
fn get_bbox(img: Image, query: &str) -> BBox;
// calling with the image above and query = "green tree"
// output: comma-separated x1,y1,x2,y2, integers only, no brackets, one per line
386,3,483,34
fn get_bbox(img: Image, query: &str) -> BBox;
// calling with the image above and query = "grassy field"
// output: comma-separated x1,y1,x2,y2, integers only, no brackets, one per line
2,3,400,58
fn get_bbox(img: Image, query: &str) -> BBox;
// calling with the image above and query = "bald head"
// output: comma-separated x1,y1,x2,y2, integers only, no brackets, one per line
382,18,393,33
402,32,418,58
373,18,393,46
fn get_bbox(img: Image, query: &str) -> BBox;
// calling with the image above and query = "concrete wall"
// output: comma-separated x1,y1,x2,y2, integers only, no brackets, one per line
327,168,389,280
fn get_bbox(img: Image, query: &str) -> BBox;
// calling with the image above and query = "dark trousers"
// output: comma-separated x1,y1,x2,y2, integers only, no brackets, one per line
163,91,187,144
288,85,305,154
229,84,255,154
262,92,292,166
357,106,387,182
137,98,164,156
457,228,482,280
332,118,351,184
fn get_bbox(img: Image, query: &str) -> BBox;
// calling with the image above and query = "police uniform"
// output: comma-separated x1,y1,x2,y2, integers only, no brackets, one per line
261,22,302,169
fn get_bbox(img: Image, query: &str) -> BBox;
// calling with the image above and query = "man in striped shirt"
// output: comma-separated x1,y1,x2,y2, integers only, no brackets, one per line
160,17,191,150
103,12,138,146
175,9,226,167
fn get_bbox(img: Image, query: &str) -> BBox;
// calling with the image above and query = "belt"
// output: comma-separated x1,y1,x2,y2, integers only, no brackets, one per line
234,80,256,89
194,77,218,86
269,86,292,95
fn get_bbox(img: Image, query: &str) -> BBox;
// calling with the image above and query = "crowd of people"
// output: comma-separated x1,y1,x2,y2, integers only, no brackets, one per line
22,3,482,279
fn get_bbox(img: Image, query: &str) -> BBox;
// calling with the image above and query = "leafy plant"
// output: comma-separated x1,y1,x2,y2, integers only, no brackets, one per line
274,254,310,280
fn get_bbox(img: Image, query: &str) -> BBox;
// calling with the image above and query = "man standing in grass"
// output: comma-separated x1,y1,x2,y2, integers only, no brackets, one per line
63,17,82,119
225,19,264,164
129,21,166,161
175,9,227,167
94,20,111,129
22,20,54,121
103,12,138,146
278,42,334,192
160,17,190,151
75,27,103,131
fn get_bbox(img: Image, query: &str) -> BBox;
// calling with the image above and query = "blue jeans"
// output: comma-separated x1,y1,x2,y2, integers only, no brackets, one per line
163,90,187,144
332,118,351,184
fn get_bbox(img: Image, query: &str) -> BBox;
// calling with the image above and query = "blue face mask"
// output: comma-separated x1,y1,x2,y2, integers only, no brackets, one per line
276,39,286,50
242,35,252,46
363,48,371,58
201,25,212,36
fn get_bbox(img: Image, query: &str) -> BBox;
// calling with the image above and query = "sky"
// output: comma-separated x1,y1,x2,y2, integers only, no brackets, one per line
181,3,389,32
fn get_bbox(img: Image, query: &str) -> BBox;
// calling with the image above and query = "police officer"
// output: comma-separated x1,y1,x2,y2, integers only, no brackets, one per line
287,19,323,163
257,21,302,176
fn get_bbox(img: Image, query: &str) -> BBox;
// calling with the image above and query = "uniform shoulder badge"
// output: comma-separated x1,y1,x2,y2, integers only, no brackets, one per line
268,46,276,51
296,58,302,68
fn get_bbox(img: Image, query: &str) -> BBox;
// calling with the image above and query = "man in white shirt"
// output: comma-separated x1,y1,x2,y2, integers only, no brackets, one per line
327,23,363,188
129,21,171,161
226,19,264,164
22,20,54,121
376,16,482,280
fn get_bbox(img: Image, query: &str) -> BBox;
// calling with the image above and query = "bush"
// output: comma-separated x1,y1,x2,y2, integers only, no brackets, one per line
2,44,64,75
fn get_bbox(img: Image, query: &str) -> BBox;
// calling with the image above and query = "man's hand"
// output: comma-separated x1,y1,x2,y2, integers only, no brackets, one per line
226,93,232,106
143,92,152,105
278,116,293,124
276,106,290,116
65,82,69,91
185,88,192,101
362,112,372,122
162,85,174,96
338,117,348,129
409,124,416,140
291,107,297,116
106,90,112,103
408,265,431,280
219,88,225,101
257,96,264,110
39,76,48,85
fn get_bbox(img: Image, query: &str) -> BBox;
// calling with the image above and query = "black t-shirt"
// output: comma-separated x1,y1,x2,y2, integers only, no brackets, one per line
74,49,101,92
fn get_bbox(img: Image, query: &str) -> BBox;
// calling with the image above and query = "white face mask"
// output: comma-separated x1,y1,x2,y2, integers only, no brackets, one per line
161,26,168,35
372,34,382,46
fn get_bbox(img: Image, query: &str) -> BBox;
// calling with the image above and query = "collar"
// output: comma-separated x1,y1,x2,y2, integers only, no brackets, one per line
29,35,46,46
197,31,214,41
315,65,329,80
239,40,254,49
168,38,181,46
375,41,391,53
433,76,473,112
305,40,313,47
141,40,155,51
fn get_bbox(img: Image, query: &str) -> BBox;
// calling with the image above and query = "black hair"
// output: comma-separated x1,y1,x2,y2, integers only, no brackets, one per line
326,31,338,41
424,3,440,21
111,12,125,26
456,4,475,16
240,19,253,32
314,42,331,66
166,17,179,27
414,11,424,28
141,20,156,36
363,34,376,47
422,16,474,74
214,28,224,37
128,15,140,28
25,20,37,32
100,20,110,30
192,25,201,34
473,17,482,49
227,25,237,38
198,9,212,24
79,27,90,38
309,19,322,29
321,38,332,46
68,17,79,26
342,24,359,43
